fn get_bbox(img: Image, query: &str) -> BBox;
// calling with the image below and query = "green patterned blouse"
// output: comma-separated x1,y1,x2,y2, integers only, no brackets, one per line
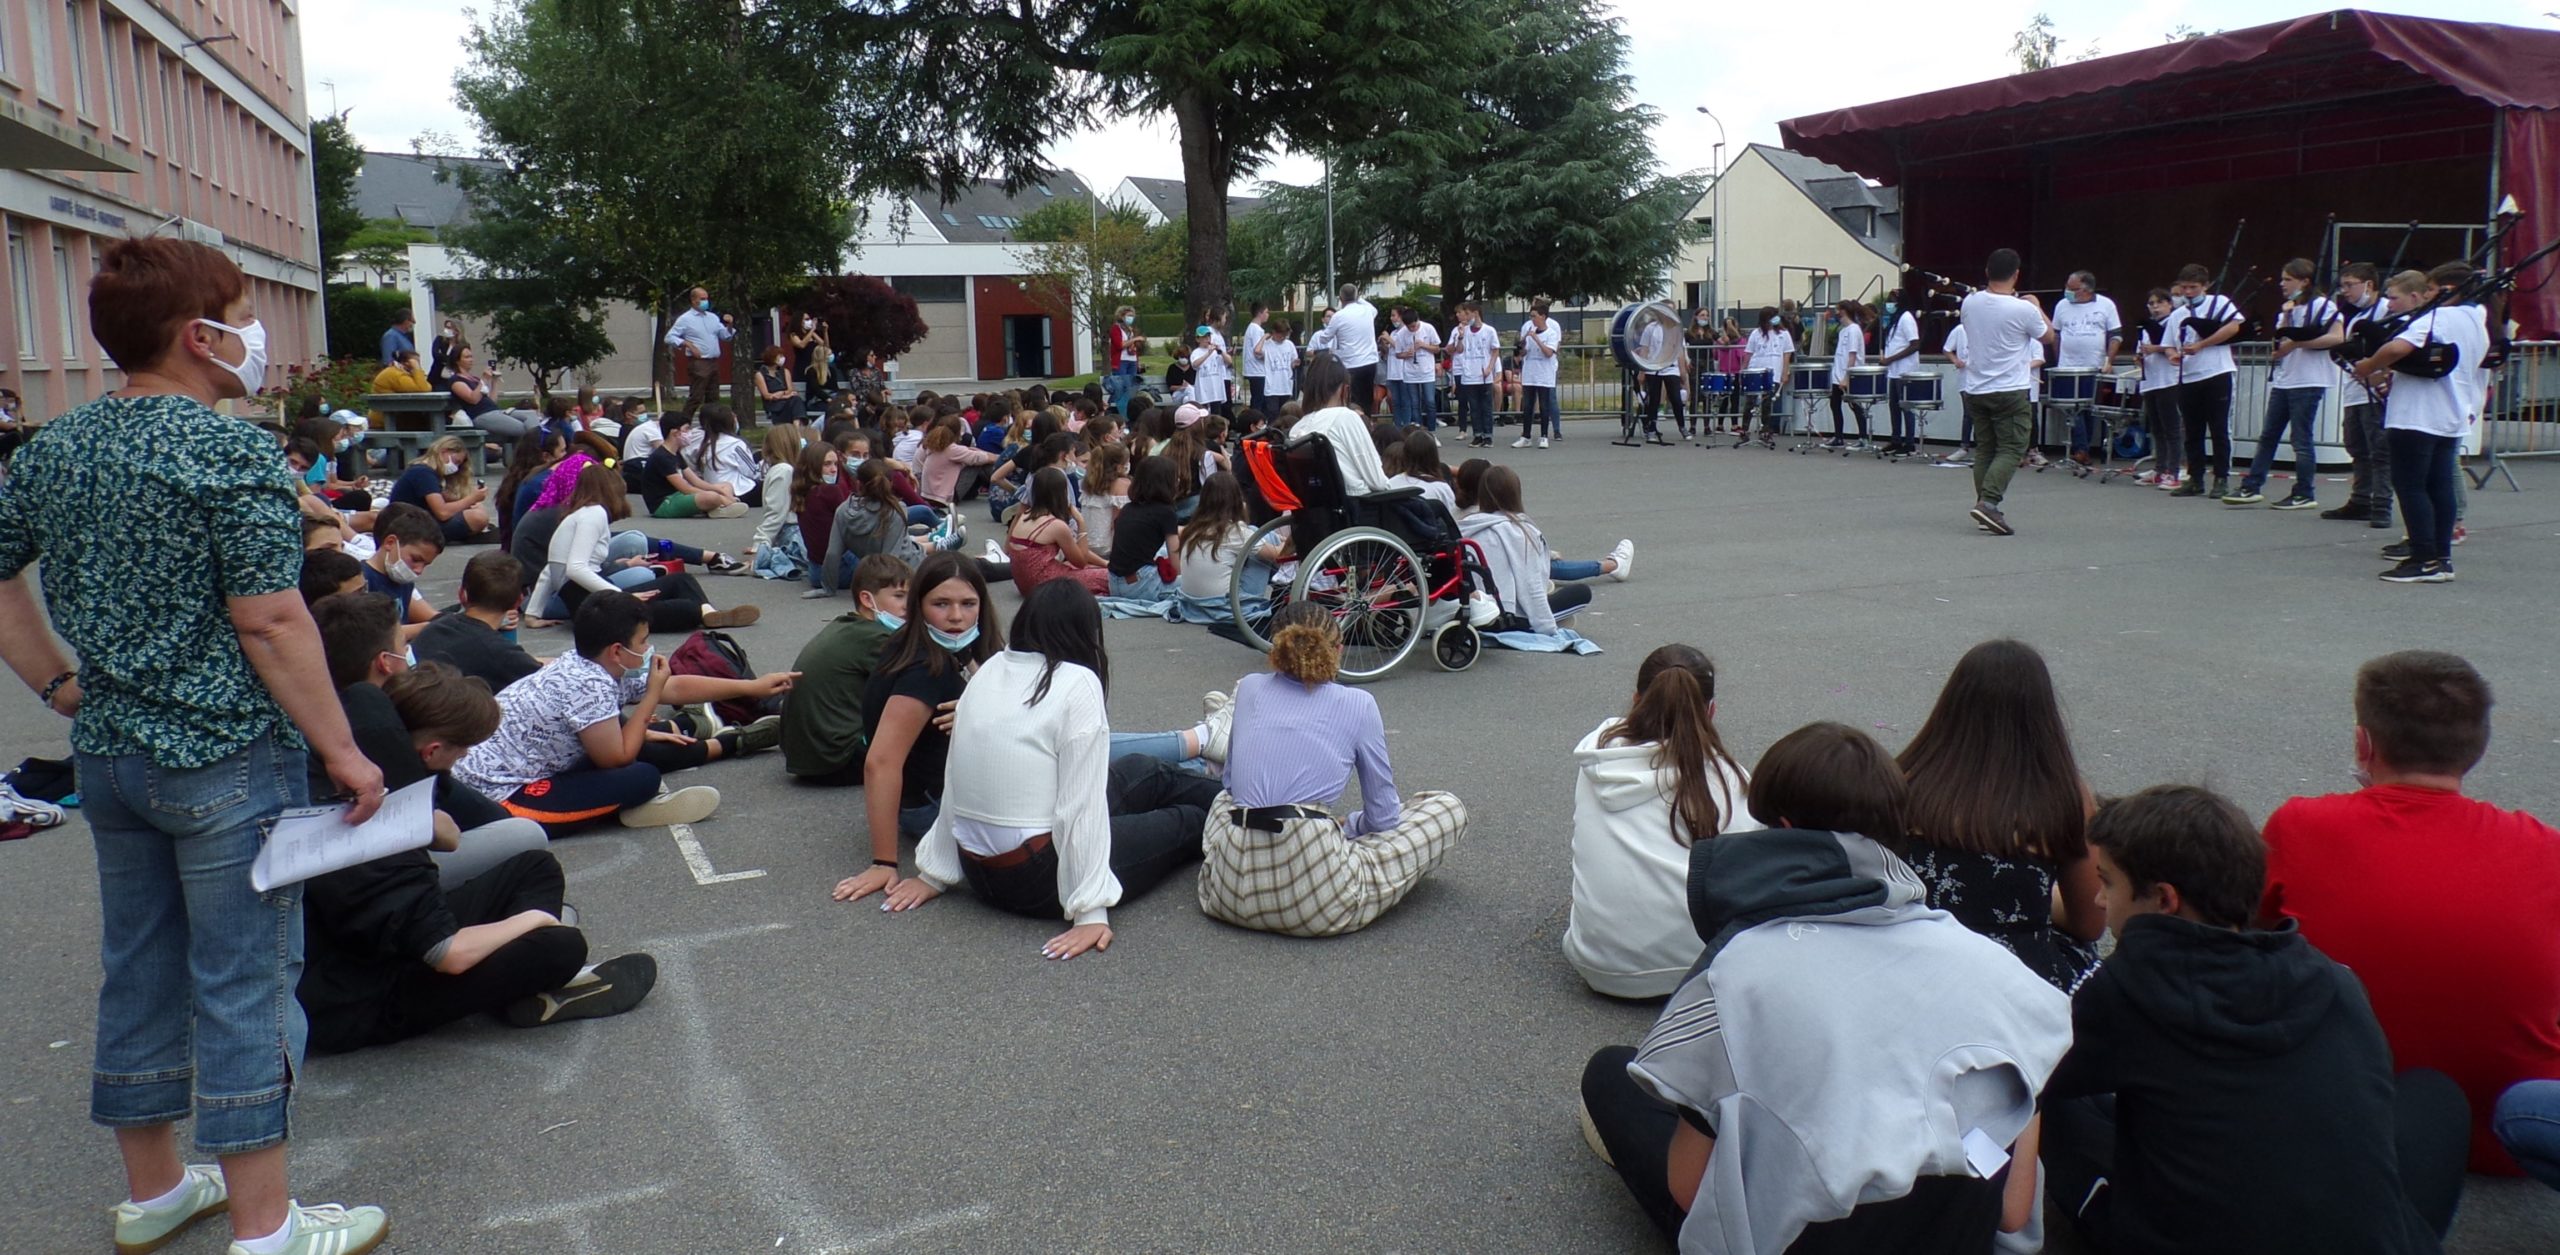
0,394,305,767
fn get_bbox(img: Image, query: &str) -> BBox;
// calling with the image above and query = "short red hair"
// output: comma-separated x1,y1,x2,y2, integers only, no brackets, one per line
89,237,247,371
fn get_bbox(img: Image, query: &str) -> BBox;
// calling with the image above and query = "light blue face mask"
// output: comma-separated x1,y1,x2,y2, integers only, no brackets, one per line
876,610,904,631
304,464,328,486
926,623,979,651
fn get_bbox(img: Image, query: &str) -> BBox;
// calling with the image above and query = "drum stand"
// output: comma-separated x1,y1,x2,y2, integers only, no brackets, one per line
1788,390,1832,455
1612,367,1644,448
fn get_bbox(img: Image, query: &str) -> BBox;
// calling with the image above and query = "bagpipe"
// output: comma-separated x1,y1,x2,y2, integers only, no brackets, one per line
2339,213,2558,379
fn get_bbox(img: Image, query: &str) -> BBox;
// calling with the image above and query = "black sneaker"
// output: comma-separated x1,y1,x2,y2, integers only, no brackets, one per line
2379,559,2437,584
2210,478,2230,498
2320,504,2371,521
2424,560,2456,582
2272,494,2319,511
2379,540,2411,560
504,953,658,1027
1969,503,2014,535
2168,481,2205,498
2368,516,2393,530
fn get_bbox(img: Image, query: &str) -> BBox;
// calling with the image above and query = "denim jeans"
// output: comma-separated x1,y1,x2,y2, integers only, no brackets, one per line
1457,382,1495,440
1392,380,1436,431
1551,558,1604,582
1521,385,1560,438
1106,362,1137,414
2496,1080,2560,1192
1109,731,1208,775
80,733,310,1154
2243,387,2324,495
1109,567,1168,600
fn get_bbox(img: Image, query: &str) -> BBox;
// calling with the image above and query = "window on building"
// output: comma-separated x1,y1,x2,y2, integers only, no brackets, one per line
54,243,81,362
1693,216,1713,239
100,20,125,133
27,0,57,98
891,275,966,304
66,3,93,117
7,223,38,362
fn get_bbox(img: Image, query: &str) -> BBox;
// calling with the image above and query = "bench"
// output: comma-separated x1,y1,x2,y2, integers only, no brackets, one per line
360,394,487,472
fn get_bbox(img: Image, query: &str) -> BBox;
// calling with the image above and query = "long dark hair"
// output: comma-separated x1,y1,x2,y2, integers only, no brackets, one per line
877,551,1004,679
1896,639,2087,862
850,458,904,539
1300,354,1349,411
1603,644,1743,845
494,426,567,523
1177,471,1248,560
1010,578,1108,705
1024,465,1076,523
692,405,738,475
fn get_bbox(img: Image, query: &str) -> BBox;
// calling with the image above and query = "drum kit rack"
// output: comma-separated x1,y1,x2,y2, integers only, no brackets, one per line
1604,300,1963,459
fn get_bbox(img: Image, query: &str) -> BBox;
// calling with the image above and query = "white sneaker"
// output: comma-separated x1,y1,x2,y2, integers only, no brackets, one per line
1200,690,1233,763
706,501,749,520
1537,436,1550,449
982,538,1004,563
2135,471,2161,486
224,1201,390,1255
1465,590,1500,628
619,785,721,828
1511,436,1532,449
1607,539,1634,582
114,1163,228,1254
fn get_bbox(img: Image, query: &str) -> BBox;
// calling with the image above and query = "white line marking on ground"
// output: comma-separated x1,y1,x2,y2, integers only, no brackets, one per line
670,821,766,885
485,1183,672,1227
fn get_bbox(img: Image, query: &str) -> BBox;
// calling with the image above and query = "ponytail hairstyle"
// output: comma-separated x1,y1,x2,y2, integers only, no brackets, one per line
851,458,905,539
1604,644,1743,845
1266,600,1340,687
1452,458,1492,512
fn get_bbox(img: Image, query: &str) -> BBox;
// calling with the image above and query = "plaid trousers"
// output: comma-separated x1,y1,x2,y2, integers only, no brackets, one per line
1196,789,1469,937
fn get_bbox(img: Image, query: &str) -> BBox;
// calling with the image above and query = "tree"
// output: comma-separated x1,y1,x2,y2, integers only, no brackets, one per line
1010,197,1177,358
452,0,862,408
444,283,615,403
1256,0,1704,319
309,112,364,279
344,218,435,284
828,0,1495,322
2012,12,2062,72
789,274,927,365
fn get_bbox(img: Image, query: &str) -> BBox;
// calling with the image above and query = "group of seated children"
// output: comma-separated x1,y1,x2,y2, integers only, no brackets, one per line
1569,643,2558,1251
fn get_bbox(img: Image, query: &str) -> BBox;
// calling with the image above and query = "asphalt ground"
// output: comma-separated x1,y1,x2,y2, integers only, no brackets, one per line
6,419,2559,1253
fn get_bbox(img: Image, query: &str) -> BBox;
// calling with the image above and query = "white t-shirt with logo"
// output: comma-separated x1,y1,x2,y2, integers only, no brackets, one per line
2051,296,2123,370
1957,290,2051,396
1636,320,1680,380
1882,311,1921,380
1518,318,1563,388
2137,316,2180,393
2175,293,2242,381
1451,321,1501,385
1744,326,1794,376
1240,321,1267,380
2383,307,2489,438
1261,339,1298,400
2269,295,2345,391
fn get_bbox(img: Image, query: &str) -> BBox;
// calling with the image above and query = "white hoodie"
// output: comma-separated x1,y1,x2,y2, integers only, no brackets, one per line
1564,720,1762,998
1457,511,1559,633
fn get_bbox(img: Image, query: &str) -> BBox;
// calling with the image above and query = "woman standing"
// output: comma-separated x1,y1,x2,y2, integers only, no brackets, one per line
0,238,389,1253
1896,638,2104,991
1196,604,1470,936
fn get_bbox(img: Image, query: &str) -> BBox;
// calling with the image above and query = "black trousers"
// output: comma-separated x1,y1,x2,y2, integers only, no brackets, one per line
1347,363,1378,415
2042,1070,2470,1250
1828,385,1870,440
2342,401,2393,521
2177,374,2234,481
310,850,586,1054
1640,375,1685,433
959,757,1224,918
561,569,708,635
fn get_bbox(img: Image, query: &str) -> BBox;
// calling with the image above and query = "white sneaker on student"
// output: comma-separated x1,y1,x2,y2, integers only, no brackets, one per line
1200,690,1234,764
619,786,721,828
113,1163,228,1255
1511,436,1532,448
1607,539,1634,582
1536,436,1550,449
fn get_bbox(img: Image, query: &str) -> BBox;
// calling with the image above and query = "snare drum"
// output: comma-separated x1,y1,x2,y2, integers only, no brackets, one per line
1737,369,1775,395
2097,370,2142,412
1789,363,1831,395
1701,372,1735,396
1846,365,1888,401
1900,370,1944,410
2047,367,2101,404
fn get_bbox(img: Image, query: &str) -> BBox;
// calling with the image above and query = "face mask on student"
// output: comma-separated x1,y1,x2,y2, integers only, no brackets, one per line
822,472,839,485
194,317,269,395
334,436,352,453
444,459,464,475
875,610,905,631
926,623,979,651
303,464,327,486
623,643,656,677
383,555,420,586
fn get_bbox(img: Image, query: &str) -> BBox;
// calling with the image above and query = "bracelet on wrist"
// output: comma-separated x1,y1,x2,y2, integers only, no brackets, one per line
38,670,76,708
872,858,899,870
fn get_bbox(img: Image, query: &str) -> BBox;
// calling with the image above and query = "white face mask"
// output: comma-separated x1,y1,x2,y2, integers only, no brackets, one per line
384,555,420,586
194,318,268,396
443,459,463,476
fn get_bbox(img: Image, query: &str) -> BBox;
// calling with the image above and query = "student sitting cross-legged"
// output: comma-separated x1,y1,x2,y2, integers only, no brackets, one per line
412,550,542,694
2039,783,2466,1254
781,554,914,785
297,601,656,1054
1579,721,2068,1253
450,591,796,834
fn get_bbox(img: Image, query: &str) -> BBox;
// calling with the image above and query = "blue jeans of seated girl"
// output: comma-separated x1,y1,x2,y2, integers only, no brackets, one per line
1110,567,1168,600
539,530,668,617
1551,558,1603,582
2496,1080,2560,1192
1110,731,1208,774
80,733,309,1153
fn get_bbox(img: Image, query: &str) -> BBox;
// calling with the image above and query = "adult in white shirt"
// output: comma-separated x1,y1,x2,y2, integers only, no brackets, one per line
2353,269,2488,580
1878,296,1925,455
1239,303,1271,411
1738,307,1794,444
1306,283,1380,414
1957,248,2055,535
1448,301,1502,448
661,285,735,414
2053,271,2124,462
1514,301,1564,448
1563,644,1763,997
2231,258,2346,507
2167,263,2244,495
884,579,1225,958
1824,299,1872,447
1387,307,1443,434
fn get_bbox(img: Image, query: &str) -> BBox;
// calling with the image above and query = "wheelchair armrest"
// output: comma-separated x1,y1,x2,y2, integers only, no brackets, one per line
1353,487,1425,506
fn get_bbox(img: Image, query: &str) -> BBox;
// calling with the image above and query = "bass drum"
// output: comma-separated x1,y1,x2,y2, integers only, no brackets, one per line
1609,301,1685,374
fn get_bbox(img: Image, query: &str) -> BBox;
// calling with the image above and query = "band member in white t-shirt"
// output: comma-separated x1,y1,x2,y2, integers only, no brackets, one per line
1257,319,1300,405
1877,294,1924,455
1634,312,1686,445
2166,263,2243,497
2325,263,2393,528
1956,248,2055,536
1387,306,1442,434
2132,289,2187,490
1239,302,1271,413
1449,301,1503,449
2354,268,2488,583
1933,320,1974,465
2229,258,2346,508
1189,307,1235,417
1735,307,1794,448
1824,299,1873,449
1514,300,1565,448
2052,271,2124,465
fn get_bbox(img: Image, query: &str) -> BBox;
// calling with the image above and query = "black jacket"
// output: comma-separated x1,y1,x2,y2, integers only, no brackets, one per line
2046,914,2440,1255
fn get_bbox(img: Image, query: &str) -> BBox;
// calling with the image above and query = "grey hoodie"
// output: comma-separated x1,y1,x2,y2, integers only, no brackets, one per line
822,493,924,593
1627,829,2071,1255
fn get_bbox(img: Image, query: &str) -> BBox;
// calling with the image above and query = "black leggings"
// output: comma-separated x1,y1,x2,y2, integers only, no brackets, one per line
308,850,585,1054
561,570,707,635
1828,385,1871,440
1641,376,1686,433
958,758,1224,918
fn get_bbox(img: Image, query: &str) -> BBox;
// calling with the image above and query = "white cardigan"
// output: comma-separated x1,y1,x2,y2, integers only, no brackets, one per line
915,651,1120,925
1562,720,1761,998
525,503,614,616
751,459,794,551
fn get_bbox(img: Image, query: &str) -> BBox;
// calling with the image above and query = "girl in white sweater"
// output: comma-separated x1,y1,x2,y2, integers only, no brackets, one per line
527,462,759,635
878,578,1223,959
1563,644,1761,997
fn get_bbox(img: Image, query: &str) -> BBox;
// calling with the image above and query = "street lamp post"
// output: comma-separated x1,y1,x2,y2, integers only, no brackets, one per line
1695,106,1727,319
1323,153,1337,307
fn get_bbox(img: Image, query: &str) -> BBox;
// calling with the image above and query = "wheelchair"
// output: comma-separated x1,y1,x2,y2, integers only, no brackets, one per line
1230,431,1495,681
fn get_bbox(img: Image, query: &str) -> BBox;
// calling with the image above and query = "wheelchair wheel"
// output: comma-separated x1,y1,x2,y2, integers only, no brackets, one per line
1228,516,1296,651
1290,526,1425,683
1432,621,1482,672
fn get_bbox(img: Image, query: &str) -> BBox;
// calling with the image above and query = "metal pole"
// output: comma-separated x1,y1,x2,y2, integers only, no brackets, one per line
1696,107,1727,318
1324,154,1337,304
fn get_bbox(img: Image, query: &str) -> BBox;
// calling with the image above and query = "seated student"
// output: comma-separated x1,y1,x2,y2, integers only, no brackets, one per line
783,555,913,785
362,502,448,639
2499,1081,2560,1192
1564,645,1762,999
1196,603,1470,937
1579,722,2067,1253
414,550,542,694
1005,466,1111,596
1104,455,1184,600
451,591,794,833
638,410,746,520
527,461,760,636
284,435,373,517
493,424,570,553
300,547,368,606
1171,471,1278,609
918,413,1003,503
874,580,1228,960
1385,428,1459,518
691,404,765,506
1457,466,1628,635
298,657,656,1054
793,441,855,588
389,434,494,544
2261,650,2560,1175
2040,784,2466,1254
1285,357,1400,496
747,420,803,564
811,458,953,599
1084,443,1132,559
1896,639,2104,993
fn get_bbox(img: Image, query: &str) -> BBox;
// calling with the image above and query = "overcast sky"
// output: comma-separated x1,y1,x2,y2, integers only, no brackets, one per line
311,1,2552,197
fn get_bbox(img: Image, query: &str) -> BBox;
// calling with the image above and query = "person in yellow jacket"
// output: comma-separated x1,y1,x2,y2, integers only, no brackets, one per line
369,349,433,428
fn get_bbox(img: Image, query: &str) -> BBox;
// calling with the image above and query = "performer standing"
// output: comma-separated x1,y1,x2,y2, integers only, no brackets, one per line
2167,264,2243,498
1189,306,1235,418
2354,269,2487,583
2228,259,2345,509
1449,301,1503,449
1824,298,1872,450
1239,302,1271,412
1878,293,1923,456
2133,289,2187,491
1387,306,1441,433
1306,283,1381,415
1734,307,1793,449
2325,263,2393,529
1515,300,1563,449
1106,305,1145,417
2053,271,2123,466
1633,311,1685,445
1957,249,2054,536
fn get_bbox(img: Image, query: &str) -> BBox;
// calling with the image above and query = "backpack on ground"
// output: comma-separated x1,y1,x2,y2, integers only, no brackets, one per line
669,629,779,728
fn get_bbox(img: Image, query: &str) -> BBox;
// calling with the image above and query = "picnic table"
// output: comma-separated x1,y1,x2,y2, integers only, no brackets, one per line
361,393,484,471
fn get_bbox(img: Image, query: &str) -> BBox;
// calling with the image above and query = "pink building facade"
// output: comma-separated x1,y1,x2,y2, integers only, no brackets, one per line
0,0,321,420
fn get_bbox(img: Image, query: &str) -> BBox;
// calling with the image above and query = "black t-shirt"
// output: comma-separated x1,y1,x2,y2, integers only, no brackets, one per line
641,447,686,510
859,655,967,805
1108,501,1181,578
359,559,418,622
511,506,563,587
413,611,542,694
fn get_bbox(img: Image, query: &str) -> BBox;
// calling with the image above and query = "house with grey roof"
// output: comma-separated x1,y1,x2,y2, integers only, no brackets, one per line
1108,175,1267,227
1670,142,1903,322
841,174,1102,382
